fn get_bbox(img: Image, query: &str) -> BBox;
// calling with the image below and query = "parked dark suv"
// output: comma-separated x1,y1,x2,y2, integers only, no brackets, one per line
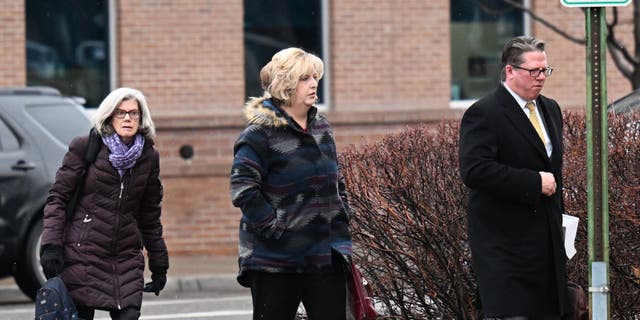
0,87,91,299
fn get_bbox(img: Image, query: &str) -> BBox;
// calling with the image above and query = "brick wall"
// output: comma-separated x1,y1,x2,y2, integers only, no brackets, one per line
117,0,244,114
123,0,461,257
0,0,25,86
162,175,239,255
332,0,451,111
116,0,246,256
120,0,636,254
1,1,637,257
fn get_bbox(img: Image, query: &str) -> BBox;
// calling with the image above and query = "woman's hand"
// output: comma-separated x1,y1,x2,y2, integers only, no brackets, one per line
40,245,64,279
143,272,167,296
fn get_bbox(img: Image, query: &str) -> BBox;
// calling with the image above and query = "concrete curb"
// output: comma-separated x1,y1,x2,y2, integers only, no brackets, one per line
164,273,245,293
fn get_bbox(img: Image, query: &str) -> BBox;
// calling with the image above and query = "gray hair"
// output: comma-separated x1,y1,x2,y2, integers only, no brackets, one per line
91,87,156,141
500,36,546,81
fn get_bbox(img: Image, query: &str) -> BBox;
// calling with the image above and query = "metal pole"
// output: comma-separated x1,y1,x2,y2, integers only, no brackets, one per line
585,6,610,319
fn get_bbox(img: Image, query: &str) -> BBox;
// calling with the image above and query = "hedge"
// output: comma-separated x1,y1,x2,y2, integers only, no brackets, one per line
339,112,640,319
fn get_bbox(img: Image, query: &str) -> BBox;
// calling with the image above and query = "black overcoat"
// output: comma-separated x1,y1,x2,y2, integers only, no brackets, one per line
458,85,568,318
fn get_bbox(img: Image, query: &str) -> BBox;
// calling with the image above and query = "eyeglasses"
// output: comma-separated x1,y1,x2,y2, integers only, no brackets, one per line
114,110,140,119
511,65,554,77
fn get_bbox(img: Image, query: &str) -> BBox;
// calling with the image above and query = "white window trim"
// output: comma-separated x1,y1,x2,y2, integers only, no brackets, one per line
450,99,476,110
524,0,532,37
109,0,117,90
318,0,330,112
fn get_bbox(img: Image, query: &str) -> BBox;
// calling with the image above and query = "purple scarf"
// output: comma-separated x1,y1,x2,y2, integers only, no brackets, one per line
102,133,145,177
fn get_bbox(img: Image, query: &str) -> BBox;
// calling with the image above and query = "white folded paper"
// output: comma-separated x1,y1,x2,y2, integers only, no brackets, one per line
562,214,579,259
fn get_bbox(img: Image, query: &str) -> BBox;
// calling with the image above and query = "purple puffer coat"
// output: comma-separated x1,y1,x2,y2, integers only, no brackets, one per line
41,134,169,310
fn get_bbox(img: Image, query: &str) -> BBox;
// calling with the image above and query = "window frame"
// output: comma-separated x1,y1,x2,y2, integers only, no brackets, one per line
448,0,529,109
243,0,330,110
25,0,113,108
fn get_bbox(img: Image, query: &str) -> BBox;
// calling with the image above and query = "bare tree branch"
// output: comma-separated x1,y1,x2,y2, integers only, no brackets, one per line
481,0,586,44
476,0,640,90
606,8,636,81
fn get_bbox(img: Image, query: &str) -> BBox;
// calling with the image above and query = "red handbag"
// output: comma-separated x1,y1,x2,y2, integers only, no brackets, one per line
347,262,378,320
566,282,588,320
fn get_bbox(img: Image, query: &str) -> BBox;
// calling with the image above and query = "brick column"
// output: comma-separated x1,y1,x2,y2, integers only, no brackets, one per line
0,1,25,86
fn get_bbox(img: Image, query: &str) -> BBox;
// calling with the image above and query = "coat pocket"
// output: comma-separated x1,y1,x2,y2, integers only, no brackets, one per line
75,213,92,247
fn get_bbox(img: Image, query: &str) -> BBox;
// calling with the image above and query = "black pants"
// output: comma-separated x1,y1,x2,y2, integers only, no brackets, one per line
249,270,346,320
77,304,141,320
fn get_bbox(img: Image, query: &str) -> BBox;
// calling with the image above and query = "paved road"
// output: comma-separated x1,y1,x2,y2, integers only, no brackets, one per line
0,279,255,320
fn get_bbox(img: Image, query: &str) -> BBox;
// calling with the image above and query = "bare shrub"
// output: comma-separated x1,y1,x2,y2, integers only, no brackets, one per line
341,121,477,319
339,112,640,319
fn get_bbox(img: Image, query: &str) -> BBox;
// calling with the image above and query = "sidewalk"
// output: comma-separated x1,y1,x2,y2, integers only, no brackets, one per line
159,254,245,294
0,255,244,294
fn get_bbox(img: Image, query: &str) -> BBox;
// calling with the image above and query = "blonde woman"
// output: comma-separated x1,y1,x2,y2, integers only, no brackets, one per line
230,48,353,320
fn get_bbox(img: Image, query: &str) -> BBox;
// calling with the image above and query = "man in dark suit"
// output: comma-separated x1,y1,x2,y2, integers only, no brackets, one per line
458,36,568,319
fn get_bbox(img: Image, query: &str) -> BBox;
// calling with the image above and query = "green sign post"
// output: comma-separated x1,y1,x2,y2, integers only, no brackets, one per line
561,0,633,318
584,7,610,319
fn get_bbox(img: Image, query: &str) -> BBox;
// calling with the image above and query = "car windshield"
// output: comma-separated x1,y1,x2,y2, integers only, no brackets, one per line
25,103,91,145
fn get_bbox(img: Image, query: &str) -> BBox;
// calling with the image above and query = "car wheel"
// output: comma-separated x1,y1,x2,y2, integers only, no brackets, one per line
14,218,46,300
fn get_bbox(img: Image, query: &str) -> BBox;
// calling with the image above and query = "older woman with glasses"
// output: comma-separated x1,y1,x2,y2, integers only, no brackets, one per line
40,87,169,320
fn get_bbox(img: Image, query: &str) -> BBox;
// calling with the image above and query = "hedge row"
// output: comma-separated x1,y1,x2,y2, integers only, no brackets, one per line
339,112,640,319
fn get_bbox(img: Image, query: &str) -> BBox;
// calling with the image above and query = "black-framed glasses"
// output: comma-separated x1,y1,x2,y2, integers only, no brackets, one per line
511,65,554,77
114,109,140,119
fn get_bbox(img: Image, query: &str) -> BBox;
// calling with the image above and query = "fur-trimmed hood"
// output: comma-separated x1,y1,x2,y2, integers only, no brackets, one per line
243,97,318,128
243,97,288,128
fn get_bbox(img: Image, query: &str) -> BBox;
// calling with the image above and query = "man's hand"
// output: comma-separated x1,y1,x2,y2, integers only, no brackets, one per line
539,171,557,196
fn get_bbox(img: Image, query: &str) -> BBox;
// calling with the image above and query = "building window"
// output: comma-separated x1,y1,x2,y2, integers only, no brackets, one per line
26,0,110,108
244,0,326,104
450,0,524,101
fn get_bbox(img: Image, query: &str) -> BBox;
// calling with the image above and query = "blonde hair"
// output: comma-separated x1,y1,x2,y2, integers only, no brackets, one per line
91,87,156,141
257,47,324,106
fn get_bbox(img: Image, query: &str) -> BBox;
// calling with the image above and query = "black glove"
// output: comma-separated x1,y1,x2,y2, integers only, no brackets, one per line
143,273,166,296
40,245,64,279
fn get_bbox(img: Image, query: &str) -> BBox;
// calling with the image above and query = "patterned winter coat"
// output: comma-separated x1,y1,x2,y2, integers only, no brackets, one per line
42,134,168,310
230,98,353,286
